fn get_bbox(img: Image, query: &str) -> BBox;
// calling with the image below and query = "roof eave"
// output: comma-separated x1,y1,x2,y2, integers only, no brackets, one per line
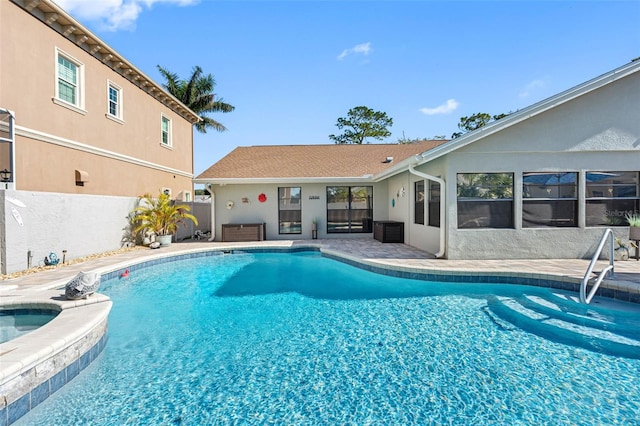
13,0,201,124
415,60,640,166
193,176,377,185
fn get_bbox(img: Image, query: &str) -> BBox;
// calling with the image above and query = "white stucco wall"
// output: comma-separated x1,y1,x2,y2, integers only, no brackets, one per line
209,182,389,241
407,157,448,255
439,71,640,259
1,190,137,274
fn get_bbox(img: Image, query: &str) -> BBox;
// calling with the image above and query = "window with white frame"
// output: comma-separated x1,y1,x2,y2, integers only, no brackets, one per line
107,81,123,120
161,115,172,146
55,49,84,109
522,172,578,227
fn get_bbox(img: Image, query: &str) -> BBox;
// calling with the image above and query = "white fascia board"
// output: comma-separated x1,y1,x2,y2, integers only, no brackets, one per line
416,60,640,166
193,176,376,185
373,154,423,181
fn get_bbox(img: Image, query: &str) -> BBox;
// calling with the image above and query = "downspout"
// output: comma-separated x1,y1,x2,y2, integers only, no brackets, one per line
408,164,446,258
208,190,216,241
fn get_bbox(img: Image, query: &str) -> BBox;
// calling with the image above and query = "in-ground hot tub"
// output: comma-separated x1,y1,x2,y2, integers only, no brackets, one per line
0,308,59,344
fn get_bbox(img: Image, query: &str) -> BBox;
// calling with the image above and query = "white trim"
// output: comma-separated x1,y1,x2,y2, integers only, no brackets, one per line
375,60,640,182
105,113,124,125
193,177,376,185
20,1,200,124
416,61,640,167
51,97,87,115
15,125,193,178
106,80,123,121
161,113,172,147
55,47,85,110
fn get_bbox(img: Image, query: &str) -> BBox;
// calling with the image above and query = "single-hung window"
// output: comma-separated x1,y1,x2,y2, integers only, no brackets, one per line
56,50,83,108
161,115,172,146
107,82,122,119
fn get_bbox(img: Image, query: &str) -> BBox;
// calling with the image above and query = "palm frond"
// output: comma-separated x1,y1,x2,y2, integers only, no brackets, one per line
157,64,234,133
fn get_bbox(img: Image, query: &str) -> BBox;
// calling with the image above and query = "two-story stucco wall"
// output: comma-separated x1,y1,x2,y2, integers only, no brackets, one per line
442,71,640,259
0,1,194,197
209,182,389,241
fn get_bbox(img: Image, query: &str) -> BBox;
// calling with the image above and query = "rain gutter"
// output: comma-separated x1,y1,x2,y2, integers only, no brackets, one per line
208,191,216,241
408,164,446,258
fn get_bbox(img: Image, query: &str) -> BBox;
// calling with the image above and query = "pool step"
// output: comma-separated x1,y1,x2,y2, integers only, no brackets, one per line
486,293,640,359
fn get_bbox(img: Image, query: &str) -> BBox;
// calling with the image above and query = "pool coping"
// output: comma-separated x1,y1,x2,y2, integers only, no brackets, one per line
0,242,638,424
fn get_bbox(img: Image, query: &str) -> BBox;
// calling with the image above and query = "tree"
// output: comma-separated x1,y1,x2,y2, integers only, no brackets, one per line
157,65,235,133
329,106,393,144
396,133,447,144
451,112,508,139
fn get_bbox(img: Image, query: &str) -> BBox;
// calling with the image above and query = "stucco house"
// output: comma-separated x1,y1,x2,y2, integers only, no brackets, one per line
0,0,200,199
196,60,640,260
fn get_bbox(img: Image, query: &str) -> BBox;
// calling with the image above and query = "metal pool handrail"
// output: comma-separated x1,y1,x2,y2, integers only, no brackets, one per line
580,228,615,304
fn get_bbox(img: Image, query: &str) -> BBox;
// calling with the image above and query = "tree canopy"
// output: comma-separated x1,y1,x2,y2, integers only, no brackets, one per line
396,133,447,144
157,65,235,133
329,106,393,144
451,112,508,139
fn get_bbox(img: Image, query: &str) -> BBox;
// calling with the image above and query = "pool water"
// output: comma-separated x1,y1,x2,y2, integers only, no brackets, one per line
18,252,640,424
0,309,58,344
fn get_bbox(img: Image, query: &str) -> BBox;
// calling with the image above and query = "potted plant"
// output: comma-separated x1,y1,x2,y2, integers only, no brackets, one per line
625,213,640,241
132,192,198,247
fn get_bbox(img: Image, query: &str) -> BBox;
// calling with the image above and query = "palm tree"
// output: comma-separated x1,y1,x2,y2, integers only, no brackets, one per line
132,192,198,237
157,65,234,133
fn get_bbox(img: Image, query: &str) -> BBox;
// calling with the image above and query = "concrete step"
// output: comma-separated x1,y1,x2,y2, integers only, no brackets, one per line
486,293,640,359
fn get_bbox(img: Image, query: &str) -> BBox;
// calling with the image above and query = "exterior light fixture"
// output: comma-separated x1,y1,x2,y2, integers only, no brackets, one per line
0,168,11,182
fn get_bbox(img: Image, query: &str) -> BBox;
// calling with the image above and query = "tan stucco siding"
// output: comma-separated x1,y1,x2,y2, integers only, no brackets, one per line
14,134,192,196
0,2,194,196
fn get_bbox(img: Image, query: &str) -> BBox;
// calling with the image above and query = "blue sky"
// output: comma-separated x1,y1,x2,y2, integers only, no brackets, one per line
55,0,639,175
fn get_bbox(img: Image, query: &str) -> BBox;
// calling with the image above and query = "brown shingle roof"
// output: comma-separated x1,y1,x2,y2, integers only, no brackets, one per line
196,141,447,180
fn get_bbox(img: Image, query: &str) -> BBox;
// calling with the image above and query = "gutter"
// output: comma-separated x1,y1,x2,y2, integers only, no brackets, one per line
208,191,216,241
408,164,446,258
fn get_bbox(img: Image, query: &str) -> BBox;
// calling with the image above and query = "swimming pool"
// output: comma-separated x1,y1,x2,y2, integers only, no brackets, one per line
18,251,640,424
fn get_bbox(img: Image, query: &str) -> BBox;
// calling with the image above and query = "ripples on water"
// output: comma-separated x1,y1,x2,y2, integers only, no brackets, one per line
19,252,640,425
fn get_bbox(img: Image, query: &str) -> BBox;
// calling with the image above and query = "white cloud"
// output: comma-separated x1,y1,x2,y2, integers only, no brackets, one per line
419,99,459,115
519,79,545,98
337,42,372,60
54,0,199,31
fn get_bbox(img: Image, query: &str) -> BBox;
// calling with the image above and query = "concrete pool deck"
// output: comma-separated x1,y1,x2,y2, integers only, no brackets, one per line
2,239,640,293
1,238,640,424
